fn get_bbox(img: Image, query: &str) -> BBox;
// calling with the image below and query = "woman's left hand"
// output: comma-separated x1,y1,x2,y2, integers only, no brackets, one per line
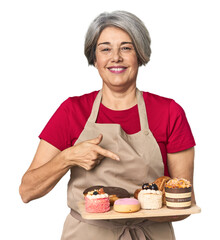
148,147,196,223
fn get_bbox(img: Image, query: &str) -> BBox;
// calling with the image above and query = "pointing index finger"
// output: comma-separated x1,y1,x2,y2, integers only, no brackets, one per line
95,145,120,161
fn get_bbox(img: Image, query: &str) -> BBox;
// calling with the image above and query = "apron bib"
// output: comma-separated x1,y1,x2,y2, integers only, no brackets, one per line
61,89,175,240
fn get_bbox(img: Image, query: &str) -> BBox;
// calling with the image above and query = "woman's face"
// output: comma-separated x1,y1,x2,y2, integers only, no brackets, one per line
95,27,139,90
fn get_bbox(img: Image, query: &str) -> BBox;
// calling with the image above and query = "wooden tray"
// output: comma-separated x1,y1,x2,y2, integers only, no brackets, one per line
78,201,201,220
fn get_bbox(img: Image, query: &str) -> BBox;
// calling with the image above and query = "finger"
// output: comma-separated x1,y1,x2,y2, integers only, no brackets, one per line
95,145,120,161
96,159,101,165
86,134,103,145
90,154,104,163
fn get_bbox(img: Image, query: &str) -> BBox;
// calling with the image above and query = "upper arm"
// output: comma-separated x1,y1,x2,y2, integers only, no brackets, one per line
29,100,70,171
167,147,195,180
27,139,61,171
167,101,195,153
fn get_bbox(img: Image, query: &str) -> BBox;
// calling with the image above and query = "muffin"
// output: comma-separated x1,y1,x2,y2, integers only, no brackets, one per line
165,178,192,209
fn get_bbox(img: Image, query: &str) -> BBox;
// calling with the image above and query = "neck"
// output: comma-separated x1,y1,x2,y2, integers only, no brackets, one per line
101,85,137,110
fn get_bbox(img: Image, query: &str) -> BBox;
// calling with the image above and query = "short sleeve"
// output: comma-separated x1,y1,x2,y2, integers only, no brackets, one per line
166,100,196,153
39,98,72,151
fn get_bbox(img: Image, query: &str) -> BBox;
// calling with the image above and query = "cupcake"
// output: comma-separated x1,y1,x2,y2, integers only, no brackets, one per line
165,178,192,209
84,188,110,213
137,183,162,210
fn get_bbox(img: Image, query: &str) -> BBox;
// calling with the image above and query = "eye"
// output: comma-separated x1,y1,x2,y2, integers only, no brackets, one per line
101,48,111,52
121,46,132,51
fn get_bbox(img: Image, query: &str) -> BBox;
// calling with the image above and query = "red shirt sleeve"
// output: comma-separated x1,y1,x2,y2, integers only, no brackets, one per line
38,91,99,151
39,98,73,151
166,100,195,153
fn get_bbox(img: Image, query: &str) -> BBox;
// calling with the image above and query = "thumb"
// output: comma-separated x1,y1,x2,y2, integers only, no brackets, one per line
87,134,103,145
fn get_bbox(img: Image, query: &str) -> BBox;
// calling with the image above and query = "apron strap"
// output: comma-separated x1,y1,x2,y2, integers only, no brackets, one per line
136,88,149,131
70,209,152,240
87,89,102,124
87,88,149,131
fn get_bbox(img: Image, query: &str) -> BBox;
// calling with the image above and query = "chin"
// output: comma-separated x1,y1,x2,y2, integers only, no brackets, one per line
106,78,134,87
105,82,134,92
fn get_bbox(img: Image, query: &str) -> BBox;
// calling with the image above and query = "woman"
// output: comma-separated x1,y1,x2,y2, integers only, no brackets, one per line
19,11,196,239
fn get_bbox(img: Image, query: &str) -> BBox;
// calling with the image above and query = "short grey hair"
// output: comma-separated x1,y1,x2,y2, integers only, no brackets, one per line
84,11,151,66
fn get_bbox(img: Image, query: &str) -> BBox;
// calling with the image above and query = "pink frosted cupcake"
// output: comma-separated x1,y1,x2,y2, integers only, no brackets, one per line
85,188,110,213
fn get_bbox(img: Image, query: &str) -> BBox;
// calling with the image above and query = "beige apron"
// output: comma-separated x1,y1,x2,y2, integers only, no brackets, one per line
61,89,175,240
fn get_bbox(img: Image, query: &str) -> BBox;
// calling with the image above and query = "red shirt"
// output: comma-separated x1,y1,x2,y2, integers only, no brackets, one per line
39,91,195,176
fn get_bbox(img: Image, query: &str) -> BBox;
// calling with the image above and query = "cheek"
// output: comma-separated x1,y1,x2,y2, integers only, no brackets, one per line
95,53,109,67
95,59,107,70
132,61,139,72
128,59,139,71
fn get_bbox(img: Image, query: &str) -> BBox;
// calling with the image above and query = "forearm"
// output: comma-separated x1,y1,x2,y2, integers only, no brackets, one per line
168,147,196,204
19,151,70,203
149,148,195,223
19,135,119,203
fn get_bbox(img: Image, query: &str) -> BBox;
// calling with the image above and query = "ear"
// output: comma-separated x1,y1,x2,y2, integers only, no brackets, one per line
94,61,97,68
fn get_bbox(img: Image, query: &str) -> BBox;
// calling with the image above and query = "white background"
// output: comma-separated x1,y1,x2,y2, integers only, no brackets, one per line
1,0,219,239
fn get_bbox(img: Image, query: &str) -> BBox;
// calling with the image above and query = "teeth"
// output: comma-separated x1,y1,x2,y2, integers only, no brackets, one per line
109,68,125,71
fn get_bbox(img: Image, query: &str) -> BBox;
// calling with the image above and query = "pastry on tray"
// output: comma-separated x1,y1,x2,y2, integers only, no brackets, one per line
84,188,110,213
165,178,192,209
135,183,162,210
153,176,171,205
83,186,130,205
134,176,170,205
113,198,141,213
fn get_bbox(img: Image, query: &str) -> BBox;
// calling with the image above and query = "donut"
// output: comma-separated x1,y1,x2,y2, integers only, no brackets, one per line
83,186,130,205
113,198,140,213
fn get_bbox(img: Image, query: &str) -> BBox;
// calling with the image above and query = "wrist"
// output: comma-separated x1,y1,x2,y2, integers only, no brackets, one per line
61,147,76,168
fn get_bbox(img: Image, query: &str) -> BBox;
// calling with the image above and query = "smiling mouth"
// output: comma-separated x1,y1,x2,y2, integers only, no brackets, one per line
108,67,127,74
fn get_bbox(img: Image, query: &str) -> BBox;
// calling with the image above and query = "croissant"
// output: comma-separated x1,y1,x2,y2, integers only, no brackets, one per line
153,176,171,205
134,188,141,199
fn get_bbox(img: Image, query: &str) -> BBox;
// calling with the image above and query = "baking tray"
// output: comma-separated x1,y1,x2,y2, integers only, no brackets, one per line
77,201,201,220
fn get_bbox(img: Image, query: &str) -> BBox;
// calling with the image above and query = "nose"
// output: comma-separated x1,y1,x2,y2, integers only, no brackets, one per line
111,49,122,63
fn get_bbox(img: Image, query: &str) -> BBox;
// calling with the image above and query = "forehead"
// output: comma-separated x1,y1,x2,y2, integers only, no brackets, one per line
97,26,132,44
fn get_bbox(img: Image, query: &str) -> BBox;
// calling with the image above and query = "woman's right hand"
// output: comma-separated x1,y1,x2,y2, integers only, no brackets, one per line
19,134,119,203
64,134,120,170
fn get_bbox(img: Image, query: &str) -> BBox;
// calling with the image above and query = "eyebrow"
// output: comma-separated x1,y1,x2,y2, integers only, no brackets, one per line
97,41,133,46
